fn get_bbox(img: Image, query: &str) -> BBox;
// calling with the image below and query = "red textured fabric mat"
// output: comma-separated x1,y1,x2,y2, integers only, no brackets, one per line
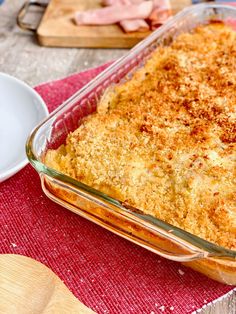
0,64,234,314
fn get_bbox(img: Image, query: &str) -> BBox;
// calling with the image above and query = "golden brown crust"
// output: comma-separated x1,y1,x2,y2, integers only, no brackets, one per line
45,23,236,250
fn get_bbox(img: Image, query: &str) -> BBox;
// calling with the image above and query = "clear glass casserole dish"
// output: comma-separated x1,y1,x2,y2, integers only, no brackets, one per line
26,3,236,285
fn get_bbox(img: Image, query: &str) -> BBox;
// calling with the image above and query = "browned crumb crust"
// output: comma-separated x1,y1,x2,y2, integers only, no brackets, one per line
45,24,236,250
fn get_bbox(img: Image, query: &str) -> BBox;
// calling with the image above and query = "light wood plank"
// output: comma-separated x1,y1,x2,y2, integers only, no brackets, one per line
37,0,191,48
0,254,94,314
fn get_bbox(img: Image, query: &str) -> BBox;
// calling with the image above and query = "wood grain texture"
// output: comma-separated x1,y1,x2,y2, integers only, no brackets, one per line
37,0,192,48
0,254,94,314
0,0,127,86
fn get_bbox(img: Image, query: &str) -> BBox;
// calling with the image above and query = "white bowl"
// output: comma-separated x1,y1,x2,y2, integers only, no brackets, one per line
0,73,48,182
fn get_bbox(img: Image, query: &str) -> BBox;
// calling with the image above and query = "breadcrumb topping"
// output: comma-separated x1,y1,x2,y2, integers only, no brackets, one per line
45,24,236,249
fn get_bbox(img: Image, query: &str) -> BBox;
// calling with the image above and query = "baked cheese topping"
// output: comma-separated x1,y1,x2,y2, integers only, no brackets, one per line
45,24,236,249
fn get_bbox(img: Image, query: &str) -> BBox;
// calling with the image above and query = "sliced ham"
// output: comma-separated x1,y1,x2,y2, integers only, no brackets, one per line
74,1,153,26
120,19,149,33
148,0,172,29
101,0,149,33
152,0,171,10
149,8,172,29
101,0,143,5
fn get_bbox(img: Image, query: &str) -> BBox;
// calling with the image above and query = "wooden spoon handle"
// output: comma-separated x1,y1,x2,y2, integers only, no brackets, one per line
0,254,95,314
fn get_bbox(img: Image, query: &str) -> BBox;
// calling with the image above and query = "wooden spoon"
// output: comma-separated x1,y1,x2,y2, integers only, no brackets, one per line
0,254,95,313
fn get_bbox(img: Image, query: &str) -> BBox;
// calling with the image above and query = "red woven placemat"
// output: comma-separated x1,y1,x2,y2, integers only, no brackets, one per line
0,64,234,314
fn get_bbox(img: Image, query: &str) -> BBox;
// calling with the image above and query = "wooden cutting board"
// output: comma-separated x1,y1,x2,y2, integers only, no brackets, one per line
31,0,191,48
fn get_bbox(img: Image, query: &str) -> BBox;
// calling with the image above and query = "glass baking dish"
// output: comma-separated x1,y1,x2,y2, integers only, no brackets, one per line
26,3,236,285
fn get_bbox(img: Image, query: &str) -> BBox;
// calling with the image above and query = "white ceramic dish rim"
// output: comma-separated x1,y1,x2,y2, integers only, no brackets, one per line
0,72,49,182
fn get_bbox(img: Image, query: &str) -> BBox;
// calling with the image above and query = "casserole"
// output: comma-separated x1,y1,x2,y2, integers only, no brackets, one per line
27,3,236,285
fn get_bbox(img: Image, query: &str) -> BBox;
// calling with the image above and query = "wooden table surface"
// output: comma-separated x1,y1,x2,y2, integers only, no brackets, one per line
0,0,191,86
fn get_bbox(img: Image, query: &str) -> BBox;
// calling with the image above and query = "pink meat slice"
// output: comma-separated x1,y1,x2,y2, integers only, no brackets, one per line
148,0,172,29
120,19,149,33
153,0,171,10
101,0,143,5
74,1,153,26
100,0,149,33
149,8,172,29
